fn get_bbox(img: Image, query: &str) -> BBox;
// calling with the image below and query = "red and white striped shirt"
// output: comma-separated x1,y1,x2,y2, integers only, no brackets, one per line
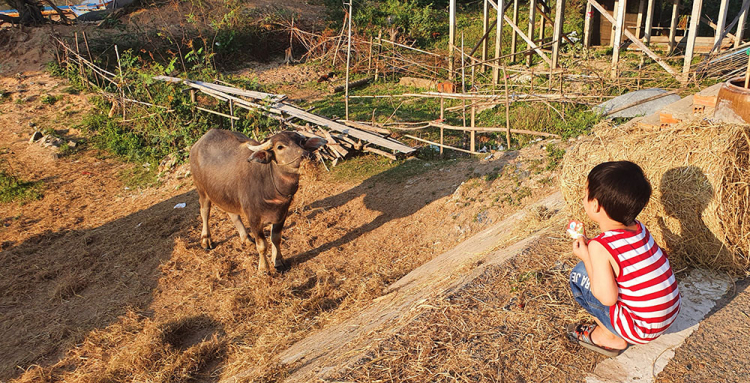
590,221,681,344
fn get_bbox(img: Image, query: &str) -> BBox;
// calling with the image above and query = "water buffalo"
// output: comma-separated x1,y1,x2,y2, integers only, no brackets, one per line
189,129,326,273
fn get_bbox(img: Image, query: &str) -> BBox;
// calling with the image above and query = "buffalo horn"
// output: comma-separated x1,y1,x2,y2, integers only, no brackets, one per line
247,140,273,152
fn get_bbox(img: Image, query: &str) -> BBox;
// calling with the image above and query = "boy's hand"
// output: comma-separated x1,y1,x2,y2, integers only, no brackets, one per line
572,236,590,262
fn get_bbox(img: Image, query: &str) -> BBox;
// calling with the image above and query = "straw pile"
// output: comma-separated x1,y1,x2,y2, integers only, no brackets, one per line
560,120,750,274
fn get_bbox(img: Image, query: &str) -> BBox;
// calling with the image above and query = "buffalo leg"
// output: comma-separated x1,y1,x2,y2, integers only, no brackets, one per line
271,219,287,271
249,220,271,274
228,213,251,245
198,193,213,250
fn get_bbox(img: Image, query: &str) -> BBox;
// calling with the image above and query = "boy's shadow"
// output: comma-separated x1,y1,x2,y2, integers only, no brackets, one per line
657,166,729,270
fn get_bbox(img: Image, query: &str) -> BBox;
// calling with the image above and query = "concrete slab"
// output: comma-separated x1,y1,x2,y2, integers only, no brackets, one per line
659,95,694,124
593,89,682,118
586,269,734,383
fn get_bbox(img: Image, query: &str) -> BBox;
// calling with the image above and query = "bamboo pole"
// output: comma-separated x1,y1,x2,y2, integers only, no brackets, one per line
528,0,537,65
449,0,456,80
114,45,125,119
511,0,519,61
611,0,628,78
502,65,511,148
428,122,559,137
375,31,382,81
494,0,504,84
406,134,477,154
483,0,490,72
345,0,353,121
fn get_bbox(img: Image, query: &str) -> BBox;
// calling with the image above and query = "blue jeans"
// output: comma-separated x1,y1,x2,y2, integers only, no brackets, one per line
570,261,618,335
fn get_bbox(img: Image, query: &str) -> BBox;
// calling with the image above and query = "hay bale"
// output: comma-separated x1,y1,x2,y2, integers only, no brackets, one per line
560,120,750,273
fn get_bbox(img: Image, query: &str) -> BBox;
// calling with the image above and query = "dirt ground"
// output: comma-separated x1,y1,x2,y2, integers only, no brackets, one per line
0,61,564,381
2,19,749,383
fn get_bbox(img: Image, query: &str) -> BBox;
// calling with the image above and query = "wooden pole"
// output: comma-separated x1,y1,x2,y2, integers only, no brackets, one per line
470,105,476,153
611,0,619,47
589,0,678,76
345,0,353,121
528,0,537,65
584,1,593,48
494,0,504,84
229,100,235,129
636,0,646,39
644,0,655,44
511,0,519,61
368,36,373,74
745,52,750,88
683,0,704,75
81,32,99,88
715,0,730,48
611,0,628,78
482,0,490,72
114,45,125,119
737,1,748,48
502,65,511,149
539,2,546,48
668,0,680,54
551,0,566,69
449,0,456,80
375,31,382,81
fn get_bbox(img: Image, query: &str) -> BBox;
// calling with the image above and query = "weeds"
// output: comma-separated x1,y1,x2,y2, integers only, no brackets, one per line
545,144,565,171
0,164,43,204
40,94,63,105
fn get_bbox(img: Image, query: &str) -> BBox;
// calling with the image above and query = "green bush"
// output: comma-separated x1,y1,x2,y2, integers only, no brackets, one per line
0,167,43,204
353,0,446,46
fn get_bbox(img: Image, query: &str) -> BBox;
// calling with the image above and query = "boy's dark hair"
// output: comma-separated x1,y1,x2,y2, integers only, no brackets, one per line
587,161,652,225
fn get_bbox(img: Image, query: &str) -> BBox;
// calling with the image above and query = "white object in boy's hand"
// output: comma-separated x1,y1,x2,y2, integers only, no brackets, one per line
566,220,585,239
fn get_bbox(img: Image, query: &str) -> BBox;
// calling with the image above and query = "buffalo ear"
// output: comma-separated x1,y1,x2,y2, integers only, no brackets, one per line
248,150,272,163
303,137,327,151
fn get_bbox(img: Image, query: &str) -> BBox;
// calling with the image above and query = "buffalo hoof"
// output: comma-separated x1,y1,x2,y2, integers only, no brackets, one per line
201,237,214,251
274,261,290,273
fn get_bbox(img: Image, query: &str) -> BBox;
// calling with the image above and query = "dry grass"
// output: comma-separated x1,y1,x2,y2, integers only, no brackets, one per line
560,120,750,274
334,234,605,382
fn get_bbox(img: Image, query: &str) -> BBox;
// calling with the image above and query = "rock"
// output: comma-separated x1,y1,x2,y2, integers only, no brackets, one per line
41,135,63,148
29,131,43,143
28,121,36,128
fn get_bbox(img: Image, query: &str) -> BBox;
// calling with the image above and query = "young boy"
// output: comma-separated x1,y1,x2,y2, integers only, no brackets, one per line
567,161,681,357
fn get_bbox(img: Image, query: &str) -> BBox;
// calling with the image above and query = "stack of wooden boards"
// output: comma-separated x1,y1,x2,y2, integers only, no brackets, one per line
153,76,415,165
637,83,723,129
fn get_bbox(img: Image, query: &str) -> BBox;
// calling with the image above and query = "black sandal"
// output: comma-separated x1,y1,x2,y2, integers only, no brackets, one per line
566,323,628,357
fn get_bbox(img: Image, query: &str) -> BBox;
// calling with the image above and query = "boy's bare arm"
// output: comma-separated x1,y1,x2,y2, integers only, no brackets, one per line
572,238,619,306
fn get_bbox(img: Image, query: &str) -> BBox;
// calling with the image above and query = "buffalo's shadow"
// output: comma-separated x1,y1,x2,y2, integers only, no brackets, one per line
287,153,517,267
0,191,205,380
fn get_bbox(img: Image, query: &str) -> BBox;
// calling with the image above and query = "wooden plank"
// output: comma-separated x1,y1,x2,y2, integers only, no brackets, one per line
153,75,280,101
611,0,628,77
715,0,730,47
683,0,703,74
551,0,566,69
337,119,392,135
275,104,415,154
584,1,593,48
737,1,748,48
668,0,680,54
363,146,398,160
588,0,678,76
635,0,646,39
644,0,655,43
528,0,537,65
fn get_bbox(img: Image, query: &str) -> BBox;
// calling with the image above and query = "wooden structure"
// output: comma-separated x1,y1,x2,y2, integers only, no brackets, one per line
582,0,750,80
